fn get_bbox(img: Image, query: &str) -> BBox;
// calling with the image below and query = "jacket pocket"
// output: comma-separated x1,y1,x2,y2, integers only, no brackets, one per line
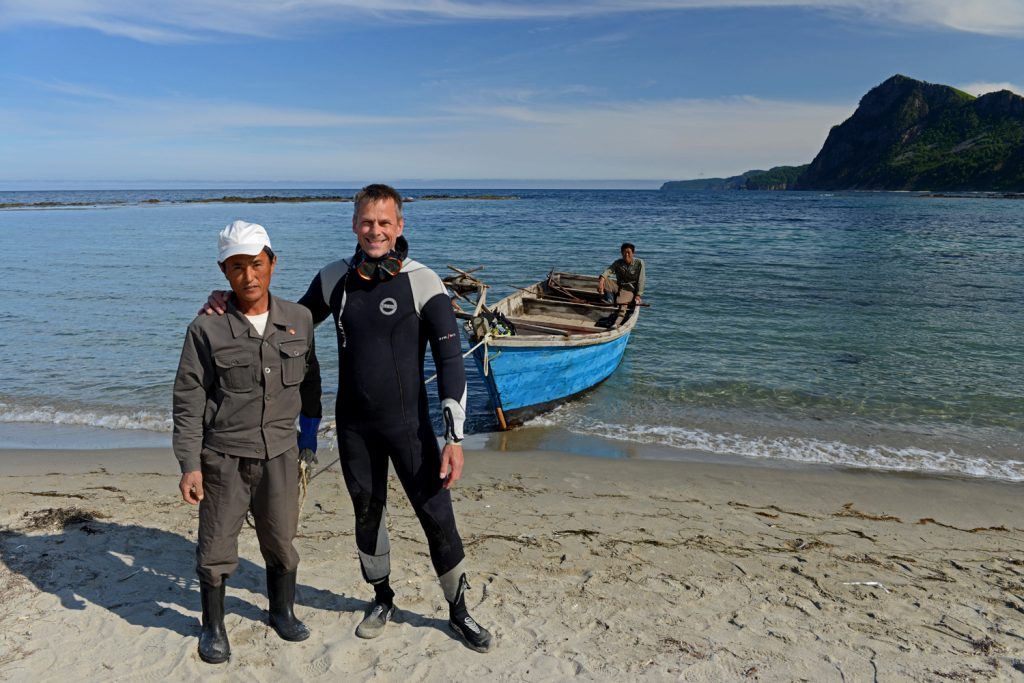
213,351,257,392
278,339,308,386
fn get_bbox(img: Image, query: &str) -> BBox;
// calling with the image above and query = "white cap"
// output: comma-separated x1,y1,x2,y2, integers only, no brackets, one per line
217,220,272,263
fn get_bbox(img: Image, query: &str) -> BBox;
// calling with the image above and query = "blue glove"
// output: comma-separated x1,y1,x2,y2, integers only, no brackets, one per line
298,414,321,453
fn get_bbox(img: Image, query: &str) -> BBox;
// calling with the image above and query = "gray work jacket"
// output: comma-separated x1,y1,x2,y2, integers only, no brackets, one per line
172,294,321,473
601,257,646,296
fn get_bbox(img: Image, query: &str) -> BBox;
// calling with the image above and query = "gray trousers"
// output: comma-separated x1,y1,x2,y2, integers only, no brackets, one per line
603,279,638,304
196,446,300,586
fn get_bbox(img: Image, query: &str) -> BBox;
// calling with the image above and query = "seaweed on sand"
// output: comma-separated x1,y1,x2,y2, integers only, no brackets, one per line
19,507,110,531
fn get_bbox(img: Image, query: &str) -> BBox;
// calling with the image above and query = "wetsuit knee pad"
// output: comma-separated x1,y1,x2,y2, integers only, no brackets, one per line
414,495,464,576
352,493,386,537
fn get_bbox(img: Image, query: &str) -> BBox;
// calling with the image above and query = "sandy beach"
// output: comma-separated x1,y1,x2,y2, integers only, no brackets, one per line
1,445,1022,682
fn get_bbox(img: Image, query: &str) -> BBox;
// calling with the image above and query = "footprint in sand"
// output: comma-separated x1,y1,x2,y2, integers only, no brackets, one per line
303,655,331,676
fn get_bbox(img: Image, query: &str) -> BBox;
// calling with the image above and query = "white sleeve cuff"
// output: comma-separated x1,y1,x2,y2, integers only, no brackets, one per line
441,397,466,442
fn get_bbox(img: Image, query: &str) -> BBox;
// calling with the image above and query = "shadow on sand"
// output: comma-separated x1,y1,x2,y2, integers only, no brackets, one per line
0,513,361,638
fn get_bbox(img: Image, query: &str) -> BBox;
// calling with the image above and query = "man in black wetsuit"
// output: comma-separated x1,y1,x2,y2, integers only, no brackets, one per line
205,184,492,653
300,184,491,652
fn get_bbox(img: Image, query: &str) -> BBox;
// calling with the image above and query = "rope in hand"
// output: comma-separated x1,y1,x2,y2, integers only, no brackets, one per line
298,437,339,514
298,456,311,512
245,433,336,529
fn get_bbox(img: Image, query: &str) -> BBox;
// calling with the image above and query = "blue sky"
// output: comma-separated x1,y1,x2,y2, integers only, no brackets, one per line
1,1,1022,188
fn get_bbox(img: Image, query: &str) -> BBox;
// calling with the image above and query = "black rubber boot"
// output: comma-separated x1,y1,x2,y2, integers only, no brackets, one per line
447,574,493,653
199,582,230,664
267,569,310,642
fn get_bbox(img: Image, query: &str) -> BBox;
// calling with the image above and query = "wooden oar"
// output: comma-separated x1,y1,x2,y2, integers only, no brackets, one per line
449,287,474,304
507,318,597,335
524,296,610,311
524,296,650,310
505,320,570,336
547,278,587,303
446,264,485,280
454,309,573,335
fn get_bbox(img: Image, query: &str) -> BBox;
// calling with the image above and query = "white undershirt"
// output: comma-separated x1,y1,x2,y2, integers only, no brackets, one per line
245,311,269,336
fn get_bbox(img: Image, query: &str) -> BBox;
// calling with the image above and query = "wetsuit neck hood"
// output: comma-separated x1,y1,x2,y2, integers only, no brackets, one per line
353,235,409,265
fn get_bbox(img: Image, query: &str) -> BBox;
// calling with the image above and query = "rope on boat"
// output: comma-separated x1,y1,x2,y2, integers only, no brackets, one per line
424,334,491,384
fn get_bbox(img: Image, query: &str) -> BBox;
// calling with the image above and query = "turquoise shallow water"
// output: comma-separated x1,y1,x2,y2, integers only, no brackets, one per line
0,189,1021,479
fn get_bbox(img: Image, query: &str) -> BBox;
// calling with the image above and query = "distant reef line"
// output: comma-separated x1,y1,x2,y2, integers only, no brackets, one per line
662,74,1024,193
0,193,518,210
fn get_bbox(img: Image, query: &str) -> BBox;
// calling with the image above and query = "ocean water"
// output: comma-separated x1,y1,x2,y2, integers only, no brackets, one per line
1,189,1021,480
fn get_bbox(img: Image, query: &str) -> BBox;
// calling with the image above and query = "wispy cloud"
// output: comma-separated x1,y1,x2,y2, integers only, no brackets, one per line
470,84,604,104
890,0,1024,38
430,95,852,178
1,1,1022,42
1,81,438,139
957,80,1024,97
71,100,433,134
1,83,854,181
22,78,124,101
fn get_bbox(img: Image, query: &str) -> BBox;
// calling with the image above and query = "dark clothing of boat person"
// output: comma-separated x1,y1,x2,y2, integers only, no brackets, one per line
295,184,491,653
174,220,322,664
598,242,645,305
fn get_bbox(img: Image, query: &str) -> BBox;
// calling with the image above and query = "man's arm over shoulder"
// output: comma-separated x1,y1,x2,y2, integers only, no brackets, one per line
298,258,352,326
298,272,331,326
172,320,214,473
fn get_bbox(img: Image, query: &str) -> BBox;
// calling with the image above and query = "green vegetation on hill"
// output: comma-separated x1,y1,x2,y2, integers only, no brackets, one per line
745,165,809,190
796,75,1024,191
660,173,751,191
661,75,1024,192
661,165,808,191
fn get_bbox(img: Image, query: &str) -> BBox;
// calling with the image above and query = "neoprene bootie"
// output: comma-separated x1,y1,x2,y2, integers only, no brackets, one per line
447,574,493,653
356,577,396,639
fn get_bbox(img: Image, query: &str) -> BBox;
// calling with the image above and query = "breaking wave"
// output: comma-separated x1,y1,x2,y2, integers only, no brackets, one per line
0,402,172,433
532,414,1024,482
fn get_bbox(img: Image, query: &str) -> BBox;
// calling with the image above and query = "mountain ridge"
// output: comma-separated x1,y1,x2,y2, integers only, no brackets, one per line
661,75,1024,192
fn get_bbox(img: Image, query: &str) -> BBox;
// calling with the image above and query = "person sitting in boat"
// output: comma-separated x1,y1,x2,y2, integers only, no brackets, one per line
597,242,645,305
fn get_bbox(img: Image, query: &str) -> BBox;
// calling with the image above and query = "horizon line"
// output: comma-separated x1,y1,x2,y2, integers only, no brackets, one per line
0,179,669,191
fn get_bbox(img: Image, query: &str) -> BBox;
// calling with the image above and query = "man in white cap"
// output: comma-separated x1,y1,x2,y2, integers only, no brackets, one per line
173,220,322,664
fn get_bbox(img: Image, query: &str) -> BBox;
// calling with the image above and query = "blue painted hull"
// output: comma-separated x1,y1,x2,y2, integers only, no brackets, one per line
472,331,632,427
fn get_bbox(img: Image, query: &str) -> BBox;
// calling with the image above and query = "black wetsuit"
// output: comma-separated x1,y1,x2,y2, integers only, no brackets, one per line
298,240,469,599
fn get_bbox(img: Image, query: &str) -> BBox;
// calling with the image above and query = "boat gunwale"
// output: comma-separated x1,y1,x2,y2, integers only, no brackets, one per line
475,277,638,348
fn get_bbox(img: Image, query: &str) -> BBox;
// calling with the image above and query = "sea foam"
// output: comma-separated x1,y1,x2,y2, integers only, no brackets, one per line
0,402,172,433
534,414,1024,482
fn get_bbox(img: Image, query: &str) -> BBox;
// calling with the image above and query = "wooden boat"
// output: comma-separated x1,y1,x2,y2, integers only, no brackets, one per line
445,268,640,430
